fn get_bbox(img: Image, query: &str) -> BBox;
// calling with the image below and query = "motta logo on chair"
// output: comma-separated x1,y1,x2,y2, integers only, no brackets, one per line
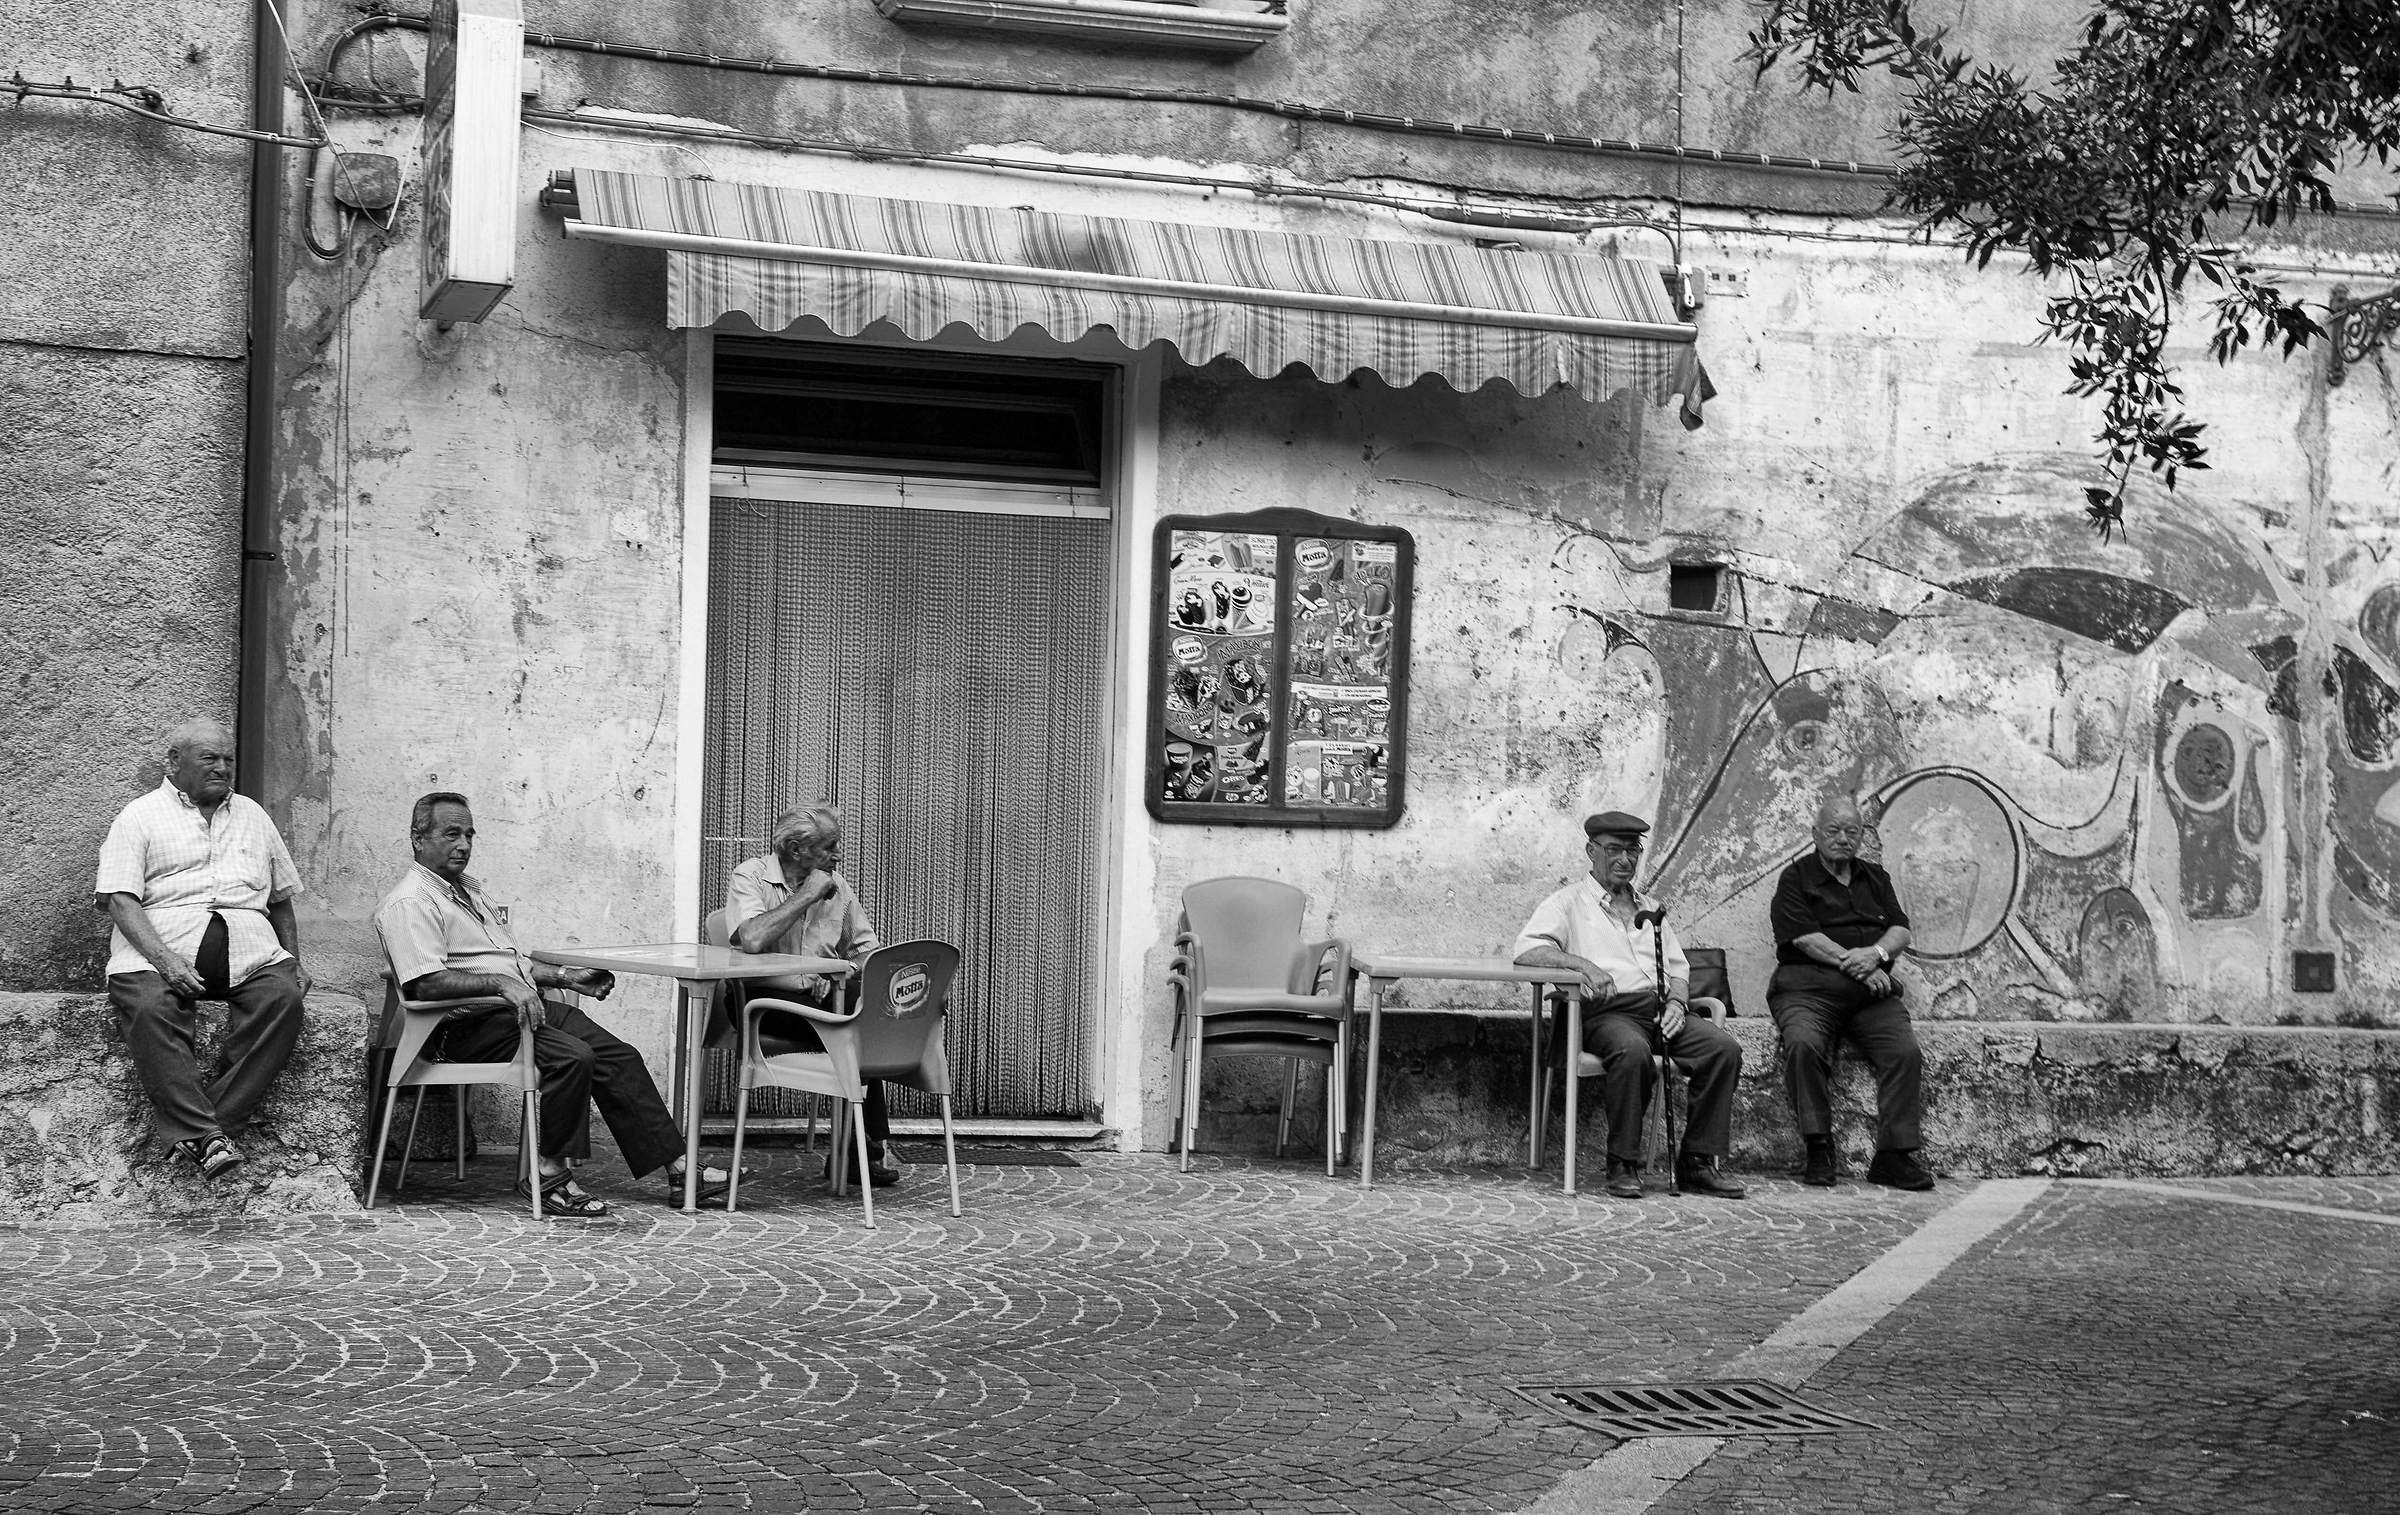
888,964,932,1016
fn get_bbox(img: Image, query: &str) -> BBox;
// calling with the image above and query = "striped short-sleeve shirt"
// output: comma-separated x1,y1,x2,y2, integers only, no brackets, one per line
93,779,302,984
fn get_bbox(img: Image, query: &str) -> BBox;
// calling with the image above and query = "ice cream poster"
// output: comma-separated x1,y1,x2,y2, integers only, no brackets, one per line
1282,539,1397,810
1158,531,1280,806
1148,510,1411,828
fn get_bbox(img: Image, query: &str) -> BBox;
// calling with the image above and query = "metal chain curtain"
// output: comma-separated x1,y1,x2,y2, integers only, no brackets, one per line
701,494,1110,1118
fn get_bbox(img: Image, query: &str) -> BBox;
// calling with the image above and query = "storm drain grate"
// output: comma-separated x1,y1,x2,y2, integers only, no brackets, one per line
1505,1380,1881,1438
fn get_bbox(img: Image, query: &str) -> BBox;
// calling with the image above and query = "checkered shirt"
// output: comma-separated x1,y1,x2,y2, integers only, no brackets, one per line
93,779,302,983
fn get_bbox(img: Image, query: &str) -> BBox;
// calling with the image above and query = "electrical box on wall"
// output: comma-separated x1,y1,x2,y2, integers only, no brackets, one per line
1703,267,1749,299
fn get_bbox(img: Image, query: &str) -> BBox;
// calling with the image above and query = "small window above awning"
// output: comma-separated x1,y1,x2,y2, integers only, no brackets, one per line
544,169,1712,425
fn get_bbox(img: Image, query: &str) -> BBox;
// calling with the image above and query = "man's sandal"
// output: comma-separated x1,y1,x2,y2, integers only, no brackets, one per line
175,1135,246,1181
518,1171,612,1218
663,1165,748,1207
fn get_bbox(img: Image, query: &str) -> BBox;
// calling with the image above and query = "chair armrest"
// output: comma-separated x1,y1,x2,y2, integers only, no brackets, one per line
739,993,858,1026
1689,995,1728,1022
400,995,512,1021
1293,938,1351,996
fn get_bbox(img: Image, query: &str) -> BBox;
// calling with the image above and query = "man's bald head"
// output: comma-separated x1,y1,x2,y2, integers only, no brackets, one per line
1811,792,1868,865
1815,793,1863,829
162,717,237,811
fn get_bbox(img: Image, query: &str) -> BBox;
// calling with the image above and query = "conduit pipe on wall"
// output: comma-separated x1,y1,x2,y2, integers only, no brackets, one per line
237,0,289,802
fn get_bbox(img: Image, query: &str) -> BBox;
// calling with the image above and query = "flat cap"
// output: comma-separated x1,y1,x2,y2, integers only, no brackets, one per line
1583,810,1651,838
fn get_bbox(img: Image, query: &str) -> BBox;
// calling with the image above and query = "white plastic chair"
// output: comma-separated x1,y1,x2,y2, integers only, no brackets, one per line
705,906,830,1154
366,967,543,1222
1533,993,1729,1172
726,940,965,1225
1169,877,1352,1174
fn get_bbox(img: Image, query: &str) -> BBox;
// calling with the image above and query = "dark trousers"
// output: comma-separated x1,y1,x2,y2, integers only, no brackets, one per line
1767,966,1924,1152
1565,990,1742,1163
436,998,685,1177
734,984,891,1147
107,914,306,1146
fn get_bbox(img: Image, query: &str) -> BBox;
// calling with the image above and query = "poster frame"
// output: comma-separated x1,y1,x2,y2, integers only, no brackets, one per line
1145,506,1414,829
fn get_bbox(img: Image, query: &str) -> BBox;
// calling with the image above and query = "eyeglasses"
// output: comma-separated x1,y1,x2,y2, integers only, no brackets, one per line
1818,824,1867,839
1593,842,1645,856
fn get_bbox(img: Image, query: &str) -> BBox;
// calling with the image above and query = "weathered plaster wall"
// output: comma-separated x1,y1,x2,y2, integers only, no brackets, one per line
1,2,256,988
266,115,693,1061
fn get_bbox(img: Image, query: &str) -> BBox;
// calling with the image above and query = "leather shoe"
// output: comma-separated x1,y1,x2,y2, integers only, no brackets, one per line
1867,1148,1936,1191
1802,1138,1837,1187
823,1148,905,1188
1603,1158,1644,1198
1674,1155,1748,1199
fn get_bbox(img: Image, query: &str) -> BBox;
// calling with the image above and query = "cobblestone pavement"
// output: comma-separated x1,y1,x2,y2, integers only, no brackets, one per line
0,1147,1937,1514
1,1152,2389,1513
1651,1177,2400,1515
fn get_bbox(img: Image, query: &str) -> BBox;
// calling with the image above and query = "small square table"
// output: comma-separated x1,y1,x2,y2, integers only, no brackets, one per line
530,942,855,1212
1347,953,1591,1193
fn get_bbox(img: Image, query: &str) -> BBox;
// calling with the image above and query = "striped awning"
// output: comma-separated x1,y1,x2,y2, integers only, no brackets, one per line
549,169,1712,423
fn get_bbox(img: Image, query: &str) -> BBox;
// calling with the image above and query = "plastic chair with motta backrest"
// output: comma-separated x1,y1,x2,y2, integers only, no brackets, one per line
705,906,830,1154
1170,877,1353,1175
1533,989,1729,1173
729,940,965,1225
366,954,544,1223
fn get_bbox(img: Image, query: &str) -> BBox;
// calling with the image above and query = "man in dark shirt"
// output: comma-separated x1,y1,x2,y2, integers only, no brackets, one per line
1766,795,1933,1190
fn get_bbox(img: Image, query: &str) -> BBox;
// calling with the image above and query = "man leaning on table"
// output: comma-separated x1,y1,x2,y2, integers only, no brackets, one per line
1513,810,1746,1200
373,791,736,1216
724,803,901,1188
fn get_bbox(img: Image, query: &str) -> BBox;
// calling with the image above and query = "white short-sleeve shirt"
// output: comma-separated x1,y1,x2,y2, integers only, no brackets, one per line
1513,875,1689,996
93,779,303,984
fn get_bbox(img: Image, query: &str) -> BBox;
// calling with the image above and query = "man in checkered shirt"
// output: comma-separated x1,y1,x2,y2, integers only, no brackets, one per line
94,718,310,1180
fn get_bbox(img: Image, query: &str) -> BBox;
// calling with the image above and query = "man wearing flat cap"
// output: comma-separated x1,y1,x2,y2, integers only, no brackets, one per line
1514,811,1746,1199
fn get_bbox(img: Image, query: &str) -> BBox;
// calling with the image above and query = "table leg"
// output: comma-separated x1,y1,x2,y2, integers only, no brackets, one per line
1564,991,1583,1196
669,986,691,1129
1527,983,1545,1168
680,977,706,1214
1358,978,1384,1190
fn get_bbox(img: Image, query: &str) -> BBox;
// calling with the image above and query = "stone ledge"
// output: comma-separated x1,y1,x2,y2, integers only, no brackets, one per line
1189,1016,2400,1179
0,990,371,1221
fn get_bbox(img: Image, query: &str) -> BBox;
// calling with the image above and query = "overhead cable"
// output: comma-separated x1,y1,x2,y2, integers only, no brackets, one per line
5,74,325,148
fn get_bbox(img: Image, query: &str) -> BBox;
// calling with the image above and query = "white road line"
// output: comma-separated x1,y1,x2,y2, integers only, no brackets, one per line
2065,1177,2400,1227
1519,1179,2052,1515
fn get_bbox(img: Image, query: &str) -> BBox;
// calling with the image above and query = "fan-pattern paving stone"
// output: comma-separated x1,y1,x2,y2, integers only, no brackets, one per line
0,1150,1934,1514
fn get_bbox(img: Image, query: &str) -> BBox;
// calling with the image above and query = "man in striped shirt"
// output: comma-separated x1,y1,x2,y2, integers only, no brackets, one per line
94,718,310,1181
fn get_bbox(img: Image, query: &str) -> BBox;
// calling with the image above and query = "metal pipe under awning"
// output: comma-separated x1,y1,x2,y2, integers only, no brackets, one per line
558,219,1700,343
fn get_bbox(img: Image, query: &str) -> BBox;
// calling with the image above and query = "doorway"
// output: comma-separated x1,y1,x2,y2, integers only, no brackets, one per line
698,341,1116,1119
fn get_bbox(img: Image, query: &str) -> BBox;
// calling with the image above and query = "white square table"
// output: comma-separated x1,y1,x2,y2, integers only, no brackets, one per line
1347,953,1591,1193
530,942,855,1213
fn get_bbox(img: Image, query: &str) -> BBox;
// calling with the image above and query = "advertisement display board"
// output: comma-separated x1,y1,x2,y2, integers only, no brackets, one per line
1148,508,1414,828
418,0,524,324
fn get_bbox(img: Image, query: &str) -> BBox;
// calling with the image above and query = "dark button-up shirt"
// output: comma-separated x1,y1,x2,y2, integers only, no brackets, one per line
1769,854,1910,966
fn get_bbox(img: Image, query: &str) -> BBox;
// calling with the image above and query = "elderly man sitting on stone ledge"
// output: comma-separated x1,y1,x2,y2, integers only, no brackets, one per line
94,717,311,1181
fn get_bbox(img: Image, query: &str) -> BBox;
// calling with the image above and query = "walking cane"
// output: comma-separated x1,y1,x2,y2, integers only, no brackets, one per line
1632,902,1679,1195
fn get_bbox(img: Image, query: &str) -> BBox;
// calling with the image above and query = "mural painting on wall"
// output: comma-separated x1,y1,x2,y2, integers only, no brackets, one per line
1578,456,2397,1027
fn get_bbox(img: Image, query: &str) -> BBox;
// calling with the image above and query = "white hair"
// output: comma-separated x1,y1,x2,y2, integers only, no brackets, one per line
768,802,844,851
162,717,234,760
